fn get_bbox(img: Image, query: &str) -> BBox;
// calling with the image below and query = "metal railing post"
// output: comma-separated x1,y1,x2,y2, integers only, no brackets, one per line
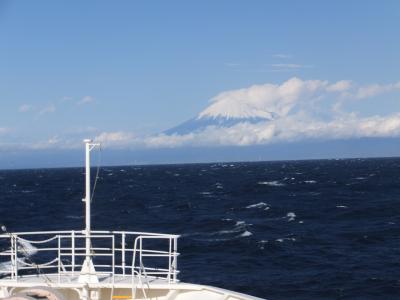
112,235,115,281
122,232,126,276
173,237,178,283
14,235,18,281
71,231,75,276
58,235,61,283
132,237,138,280
10,235,15,280
139,237,143,277
168,237,172,283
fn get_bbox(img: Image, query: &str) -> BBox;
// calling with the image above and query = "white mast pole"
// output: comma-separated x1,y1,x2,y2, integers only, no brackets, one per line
84,139,92,262
79,139,100,284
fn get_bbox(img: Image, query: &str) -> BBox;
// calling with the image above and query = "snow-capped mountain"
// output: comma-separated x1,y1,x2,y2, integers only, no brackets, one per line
165,92,277,135
164,78,311,135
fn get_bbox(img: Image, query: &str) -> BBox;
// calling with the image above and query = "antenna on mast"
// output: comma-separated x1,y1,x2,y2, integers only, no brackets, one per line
79,139,100,284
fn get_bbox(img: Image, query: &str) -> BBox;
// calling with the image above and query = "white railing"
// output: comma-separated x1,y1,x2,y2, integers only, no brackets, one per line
0,230,179,284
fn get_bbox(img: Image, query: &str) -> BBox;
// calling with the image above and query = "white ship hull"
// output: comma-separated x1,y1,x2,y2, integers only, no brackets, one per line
0,277,263,300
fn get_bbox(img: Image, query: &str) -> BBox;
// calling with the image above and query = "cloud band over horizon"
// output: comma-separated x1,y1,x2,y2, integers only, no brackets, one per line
2,77,400,151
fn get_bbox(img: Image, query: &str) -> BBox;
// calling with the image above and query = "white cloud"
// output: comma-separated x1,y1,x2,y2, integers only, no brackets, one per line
78,96,95,105
199,77,330,119
355,82,400,99
326,80,352,92
273,54,292,59
271,63,303,69
88,114,400,150
5,77,400,151
39,104,56,115
198,78,400,121
0,127,10,135
270,63,313,71
139,77,400,148
94,131,135,146
19,104,33,113
31,136,61,149
138,113,400,148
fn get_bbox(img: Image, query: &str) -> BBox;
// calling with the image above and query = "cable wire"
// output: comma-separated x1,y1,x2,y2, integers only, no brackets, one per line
91,145,102,203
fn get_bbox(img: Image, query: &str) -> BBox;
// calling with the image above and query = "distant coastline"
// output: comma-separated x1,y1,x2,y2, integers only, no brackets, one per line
1,137,399,170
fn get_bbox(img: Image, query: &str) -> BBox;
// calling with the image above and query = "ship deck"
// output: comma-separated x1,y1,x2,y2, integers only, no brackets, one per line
0,274,184,289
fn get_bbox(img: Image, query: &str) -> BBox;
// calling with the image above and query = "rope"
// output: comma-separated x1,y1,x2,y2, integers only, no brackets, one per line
18,257,58,268
17,239,53,285
17,235,58,244
91,145,102,203
1,227,53,286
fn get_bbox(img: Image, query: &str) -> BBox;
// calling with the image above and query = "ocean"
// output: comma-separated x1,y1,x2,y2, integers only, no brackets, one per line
1,158,400,299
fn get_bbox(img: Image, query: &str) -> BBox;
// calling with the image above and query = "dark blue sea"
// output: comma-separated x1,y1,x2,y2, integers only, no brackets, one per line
1,158,400,299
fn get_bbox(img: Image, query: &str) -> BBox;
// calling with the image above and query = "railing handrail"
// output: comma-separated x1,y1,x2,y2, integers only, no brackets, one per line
0,230,180,238
0,230,179,284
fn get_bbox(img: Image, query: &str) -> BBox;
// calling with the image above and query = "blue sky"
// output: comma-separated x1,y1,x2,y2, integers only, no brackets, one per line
1,1,400,167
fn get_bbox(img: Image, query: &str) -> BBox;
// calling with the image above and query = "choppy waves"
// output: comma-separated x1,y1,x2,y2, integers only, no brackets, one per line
1,158,400,298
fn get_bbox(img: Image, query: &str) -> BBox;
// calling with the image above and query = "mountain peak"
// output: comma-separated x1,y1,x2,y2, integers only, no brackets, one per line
197,97,275,120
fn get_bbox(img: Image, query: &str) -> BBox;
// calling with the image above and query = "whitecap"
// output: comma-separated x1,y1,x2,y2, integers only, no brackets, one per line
304,180,317,184
257,181,285,187
246,202,268,209
336,205,348,208
0,258,26,274
210,230,233,236
215,182,224,189
235,221,246,226
18,239,38,257
199,191,212,196
258,240,268,249
0,261,12,273
286,212,296,221
276,237,296,243
239,231,253,237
